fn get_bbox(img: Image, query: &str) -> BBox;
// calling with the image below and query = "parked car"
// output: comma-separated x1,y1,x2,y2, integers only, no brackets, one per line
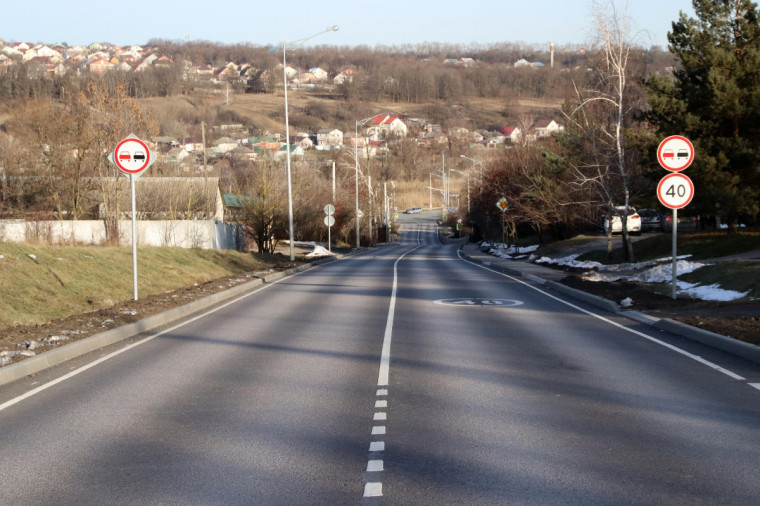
602,206,642,234
662,214,700,232
404,207,423,214
638,208,664,232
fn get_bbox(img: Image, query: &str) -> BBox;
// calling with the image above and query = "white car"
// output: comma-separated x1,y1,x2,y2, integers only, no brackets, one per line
404,207,423,214
603,206,641,234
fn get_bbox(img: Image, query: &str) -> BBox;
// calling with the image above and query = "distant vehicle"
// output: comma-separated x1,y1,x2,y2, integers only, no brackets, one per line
602,206,641,234
118,151,131,161
404,207,423,214
662,214,700,232
638,208,663,232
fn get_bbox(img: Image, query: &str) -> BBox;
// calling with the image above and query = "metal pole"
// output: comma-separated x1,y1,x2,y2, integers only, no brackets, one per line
429,173,432,209
384,182,388,242
355,121,360,248
283,44,295,261
130,174,138,301
332,161,336,202
672,208,678,299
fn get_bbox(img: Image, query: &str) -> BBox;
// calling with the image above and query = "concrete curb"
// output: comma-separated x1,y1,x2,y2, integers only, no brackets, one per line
0,255,348,387
545,280,621,313
654,318,760,364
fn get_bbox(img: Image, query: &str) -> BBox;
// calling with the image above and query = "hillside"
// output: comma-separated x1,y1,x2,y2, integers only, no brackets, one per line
138,91,565,139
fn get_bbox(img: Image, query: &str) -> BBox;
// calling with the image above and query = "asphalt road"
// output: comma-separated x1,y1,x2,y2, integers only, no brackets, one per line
0,211,759,505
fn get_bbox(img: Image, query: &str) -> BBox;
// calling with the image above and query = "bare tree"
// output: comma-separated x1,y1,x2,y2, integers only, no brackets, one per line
562,0,644,261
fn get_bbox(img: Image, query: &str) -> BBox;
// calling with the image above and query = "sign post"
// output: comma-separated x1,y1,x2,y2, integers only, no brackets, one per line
108,134,156,300
657,137,695,299
496,197,509,249
324,204,336,253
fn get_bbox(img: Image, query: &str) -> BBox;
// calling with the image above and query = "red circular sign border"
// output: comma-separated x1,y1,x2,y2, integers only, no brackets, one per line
657,173,695,209
114,137,150,174
657,135,694,172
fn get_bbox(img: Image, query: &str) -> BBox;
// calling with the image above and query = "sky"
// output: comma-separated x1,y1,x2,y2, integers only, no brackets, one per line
2,0,695,50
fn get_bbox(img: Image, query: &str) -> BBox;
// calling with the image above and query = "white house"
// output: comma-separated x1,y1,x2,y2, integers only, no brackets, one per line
333,68,355,85
309,67,328,81
316,128,343,147
532,119,563,138
501,126,522,144
366,115,408,140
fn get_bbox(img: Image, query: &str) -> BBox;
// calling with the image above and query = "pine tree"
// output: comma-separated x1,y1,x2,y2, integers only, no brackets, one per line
646,0,760,227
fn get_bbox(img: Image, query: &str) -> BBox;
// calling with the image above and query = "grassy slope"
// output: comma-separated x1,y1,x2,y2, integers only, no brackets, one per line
575,232,760,297
0,243,277,326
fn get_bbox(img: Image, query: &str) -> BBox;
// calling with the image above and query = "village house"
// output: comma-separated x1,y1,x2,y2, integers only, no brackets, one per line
501,126,522,144
333,68,355,85
366,115,408,140
316,128,343,148
532,119,564,138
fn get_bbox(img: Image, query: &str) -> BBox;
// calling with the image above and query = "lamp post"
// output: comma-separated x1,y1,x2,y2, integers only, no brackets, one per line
449,167,470,214
283,25,338,260
354,113,386,248
460,154,482,190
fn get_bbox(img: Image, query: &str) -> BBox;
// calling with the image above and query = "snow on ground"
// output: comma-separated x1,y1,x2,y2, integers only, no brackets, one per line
284,240,336,257
484,242,749,302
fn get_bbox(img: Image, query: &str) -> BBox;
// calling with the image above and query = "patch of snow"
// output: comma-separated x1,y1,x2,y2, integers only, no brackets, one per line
43,335,70,343
1,350,35,366
677,282,750,302
27,254,36,260
620,297,633,307
306,245,335,257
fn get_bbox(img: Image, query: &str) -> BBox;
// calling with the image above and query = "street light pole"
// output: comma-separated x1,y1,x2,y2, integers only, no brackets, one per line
460,155,482,189
450,168,470,214
283,25,338,261
354,113,385,248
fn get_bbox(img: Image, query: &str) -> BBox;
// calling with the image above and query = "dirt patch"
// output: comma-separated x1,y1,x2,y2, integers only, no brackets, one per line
559,276,760,346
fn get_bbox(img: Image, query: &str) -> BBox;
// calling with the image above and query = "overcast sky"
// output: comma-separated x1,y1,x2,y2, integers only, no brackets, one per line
2,0,695,49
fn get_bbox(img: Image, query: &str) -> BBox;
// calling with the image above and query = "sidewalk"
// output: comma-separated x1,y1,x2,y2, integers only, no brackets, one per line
459,243,760,365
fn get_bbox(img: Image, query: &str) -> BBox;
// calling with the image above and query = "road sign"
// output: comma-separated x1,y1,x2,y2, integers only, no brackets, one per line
324,204,335,216
324,215,336,226
109,135,155,177
356,209,364,218
496,197,509,212
657,173,695,209
657,135,694,172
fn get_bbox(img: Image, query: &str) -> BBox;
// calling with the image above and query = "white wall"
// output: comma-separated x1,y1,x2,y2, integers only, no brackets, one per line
0,220,243,250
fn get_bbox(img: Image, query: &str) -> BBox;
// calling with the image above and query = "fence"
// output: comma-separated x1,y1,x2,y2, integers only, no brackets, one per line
0,219,243,250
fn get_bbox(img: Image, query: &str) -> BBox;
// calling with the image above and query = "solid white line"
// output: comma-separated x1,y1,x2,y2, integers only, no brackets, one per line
372,426,386,435
750,384,760,392
363,482,382,497
375,400,388,408
369,442,385,452
367,460,384,472
457,252,746,382
377,245,422,387
0,267,307,413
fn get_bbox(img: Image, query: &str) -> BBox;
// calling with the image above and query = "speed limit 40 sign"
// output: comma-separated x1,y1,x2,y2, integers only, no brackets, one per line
657,173,694,209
